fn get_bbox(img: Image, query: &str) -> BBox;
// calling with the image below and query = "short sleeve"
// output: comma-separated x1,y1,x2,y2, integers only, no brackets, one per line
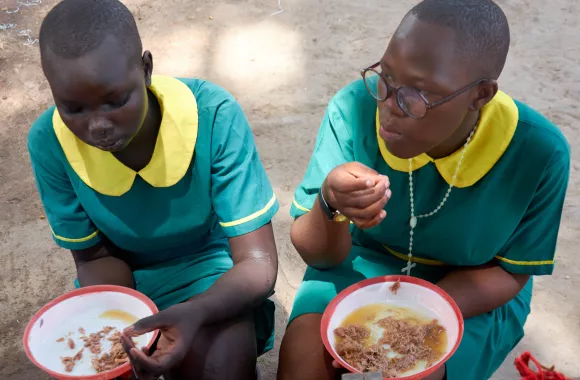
28,110,101,250
210,98,278,237
290,98,354,218
495,149,570,275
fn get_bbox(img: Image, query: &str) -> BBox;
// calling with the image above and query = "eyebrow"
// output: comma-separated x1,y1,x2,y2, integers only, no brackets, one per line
379,60,391,74
59,86,127,106
380,59,425,81
380,58,445,96
103,87,128,98
60,100,81,107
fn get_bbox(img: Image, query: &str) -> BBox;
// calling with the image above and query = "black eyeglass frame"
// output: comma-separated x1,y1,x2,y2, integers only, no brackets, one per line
361,62,488,119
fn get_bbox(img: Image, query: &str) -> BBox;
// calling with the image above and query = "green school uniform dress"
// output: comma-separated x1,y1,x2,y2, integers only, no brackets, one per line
28,76,279,354
290,79,569,379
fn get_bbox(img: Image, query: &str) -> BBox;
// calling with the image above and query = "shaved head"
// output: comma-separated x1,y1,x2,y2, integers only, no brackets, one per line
39,0,142,66
404,0,510,79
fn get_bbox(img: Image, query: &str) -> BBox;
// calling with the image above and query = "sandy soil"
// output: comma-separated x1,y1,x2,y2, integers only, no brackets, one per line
0,0,579,378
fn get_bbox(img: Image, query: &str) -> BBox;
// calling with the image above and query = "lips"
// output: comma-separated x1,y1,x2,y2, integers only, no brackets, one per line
95,140,123,152
379,124,403,142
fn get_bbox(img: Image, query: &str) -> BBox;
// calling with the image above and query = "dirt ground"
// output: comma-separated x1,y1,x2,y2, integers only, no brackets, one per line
0,0,579,378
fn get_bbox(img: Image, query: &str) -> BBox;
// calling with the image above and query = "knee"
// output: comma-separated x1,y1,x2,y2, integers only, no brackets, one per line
278,314,336,380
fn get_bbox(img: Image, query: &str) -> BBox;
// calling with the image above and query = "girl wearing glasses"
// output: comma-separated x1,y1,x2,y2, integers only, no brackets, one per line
278,1,569,379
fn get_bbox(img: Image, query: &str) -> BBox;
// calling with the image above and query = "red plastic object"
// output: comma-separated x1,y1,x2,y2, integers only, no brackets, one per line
515,351,569,380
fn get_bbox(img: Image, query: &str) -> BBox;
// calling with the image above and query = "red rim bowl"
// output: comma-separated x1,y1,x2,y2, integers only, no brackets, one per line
23,285,159,380
321,275,464,380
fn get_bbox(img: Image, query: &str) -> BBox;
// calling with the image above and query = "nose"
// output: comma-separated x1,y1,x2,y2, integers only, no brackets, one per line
380,93,406,118
88,117,114,140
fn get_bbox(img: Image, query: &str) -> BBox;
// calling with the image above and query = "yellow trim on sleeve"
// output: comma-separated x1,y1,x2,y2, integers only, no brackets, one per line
292,198,311,213
219,195,277,228
384,246,447,266
50,228,99,243
494,255,554,266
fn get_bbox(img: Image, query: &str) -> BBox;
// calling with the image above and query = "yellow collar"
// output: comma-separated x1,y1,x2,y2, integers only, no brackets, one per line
53,76,198,196
376,90,518,188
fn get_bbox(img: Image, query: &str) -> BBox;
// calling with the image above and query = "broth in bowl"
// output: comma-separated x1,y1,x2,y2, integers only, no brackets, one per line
321,276,464,380
334,304,447,378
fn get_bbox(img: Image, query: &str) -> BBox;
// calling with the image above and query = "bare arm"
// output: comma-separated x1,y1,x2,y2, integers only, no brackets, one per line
121,223,278,376
185,223,278,325
291,163,391,270
72,241,134,288
437,264,529,319
291,195,352,269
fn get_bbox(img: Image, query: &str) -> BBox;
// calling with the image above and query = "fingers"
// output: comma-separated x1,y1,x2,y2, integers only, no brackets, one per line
345,185,390,218
121,333,137,353
332,175,375,193
127,343,185,376
125,313,165,336
364,187,391,217
130,355,158,380
121,334,154,380
352,209,387,230
349,187,391,229
327,163,392,229
332,360,343,369
122,331,186,376
343,176,390,209
329,162,382,194
345,162,379,178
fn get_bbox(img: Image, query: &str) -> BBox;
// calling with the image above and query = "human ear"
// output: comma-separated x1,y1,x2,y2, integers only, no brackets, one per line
142,50,153,86
469,80,498,111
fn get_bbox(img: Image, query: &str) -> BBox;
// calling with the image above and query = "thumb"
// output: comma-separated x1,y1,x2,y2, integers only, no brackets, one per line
124,313,166,336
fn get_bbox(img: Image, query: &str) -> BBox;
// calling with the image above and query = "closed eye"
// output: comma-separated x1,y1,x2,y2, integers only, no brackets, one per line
60,103,84,115
107,92,131,108
378,70,396,87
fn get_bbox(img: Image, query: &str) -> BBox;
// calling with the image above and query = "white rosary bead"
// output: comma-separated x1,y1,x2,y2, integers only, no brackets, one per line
405,124,477,276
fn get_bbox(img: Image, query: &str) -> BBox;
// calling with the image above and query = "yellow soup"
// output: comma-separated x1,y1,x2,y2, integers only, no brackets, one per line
98,309,138,325
336,303,447,376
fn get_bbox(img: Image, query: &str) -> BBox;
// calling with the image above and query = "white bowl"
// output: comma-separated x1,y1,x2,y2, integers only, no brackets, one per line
321,276,464,380
23,285,159,380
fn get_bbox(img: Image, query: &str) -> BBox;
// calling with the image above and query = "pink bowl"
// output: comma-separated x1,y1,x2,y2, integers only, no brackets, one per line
321,276,464,380
23,285,159,380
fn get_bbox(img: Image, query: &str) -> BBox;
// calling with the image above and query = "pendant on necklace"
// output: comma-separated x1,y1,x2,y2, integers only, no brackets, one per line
402,261,417,276
410,216,417,228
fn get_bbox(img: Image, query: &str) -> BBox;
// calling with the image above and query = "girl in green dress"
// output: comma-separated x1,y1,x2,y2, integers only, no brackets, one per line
278,1,569,379
30,1,278,379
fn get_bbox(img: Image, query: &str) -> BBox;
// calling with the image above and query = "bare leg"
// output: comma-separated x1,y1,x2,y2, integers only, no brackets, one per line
166,314,257,380
278,313,339,380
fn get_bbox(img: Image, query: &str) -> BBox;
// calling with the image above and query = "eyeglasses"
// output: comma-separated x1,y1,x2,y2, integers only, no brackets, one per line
361,62,487,119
